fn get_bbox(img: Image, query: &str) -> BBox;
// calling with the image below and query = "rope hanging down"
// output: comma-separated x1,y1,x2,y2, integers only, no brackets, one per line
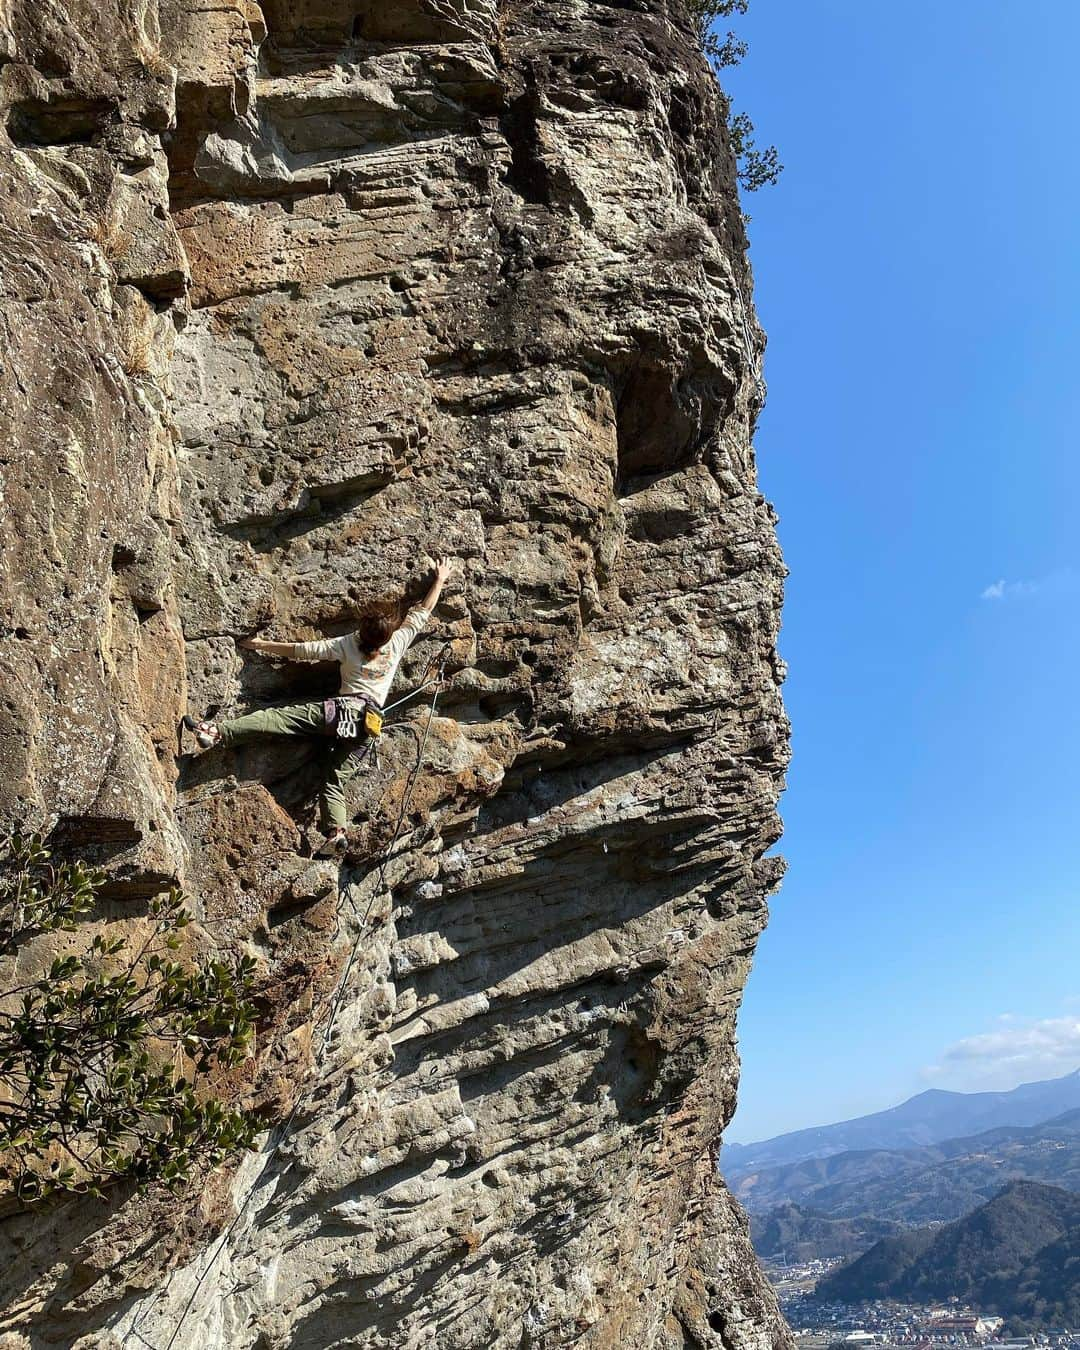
124,652,449,1350
732,272,767,409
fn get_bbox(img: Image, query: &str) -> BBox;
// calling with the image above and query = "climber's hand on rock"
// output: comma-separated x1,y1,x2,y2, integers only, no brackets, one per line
421,557,457,613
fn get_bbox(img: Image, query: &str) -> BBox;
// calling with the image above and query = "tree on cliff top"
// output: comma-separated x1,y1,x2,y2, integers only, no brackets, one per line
0,834,260,1203
686,0,783,191
688,0,749,69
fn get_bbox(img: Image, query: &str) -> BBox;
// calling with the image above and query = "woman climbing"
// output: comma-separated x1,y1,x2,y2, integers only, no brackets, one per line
182,556,456,857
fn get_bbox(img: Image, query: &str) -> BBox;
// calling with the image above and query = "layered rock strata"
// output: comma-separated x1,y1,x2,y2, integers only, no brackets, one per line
0,0,789,1345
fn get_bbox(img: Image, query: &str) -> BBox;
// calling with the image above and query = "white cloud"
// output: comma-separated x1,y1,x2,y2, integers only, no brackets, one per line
943,1018,1080,1064
980,569,1078,602
981,577,1044,601
922,1016,1080,1091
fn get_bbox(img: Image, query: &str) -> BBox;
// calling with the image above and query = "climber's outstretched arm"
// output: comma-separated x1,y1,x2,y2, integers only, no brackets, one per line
238,638,298,658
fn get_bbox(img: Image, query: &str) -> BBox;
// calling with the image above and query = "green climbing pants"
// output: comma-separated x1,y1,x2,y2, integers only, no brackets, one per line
218,701,372,829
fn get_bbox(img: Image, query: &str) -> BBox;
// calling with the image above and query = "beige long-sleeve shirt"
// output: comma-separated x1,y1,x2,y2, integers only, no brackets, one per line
291,606,431,707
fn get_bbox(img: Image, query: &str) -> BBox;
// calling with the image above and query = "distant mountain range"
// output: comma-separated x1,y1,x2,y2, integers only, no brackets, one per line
813,1180,1080,1331
734,1108,1080,1223
725,1069,1080,1176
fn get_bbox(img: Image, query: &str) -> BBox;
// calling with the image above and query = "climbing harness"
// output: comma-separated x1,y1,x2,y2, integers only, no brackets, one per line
325,696,384,740
124,650,450,1350
321,644,451,745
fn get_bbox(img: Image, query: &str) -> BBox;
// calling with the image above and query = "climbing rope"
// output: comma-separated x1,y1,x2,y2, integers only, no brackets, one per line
380,641,453,717
322,652,447,1037
330,642,452,930
731,271,767,409
124,652,450,1350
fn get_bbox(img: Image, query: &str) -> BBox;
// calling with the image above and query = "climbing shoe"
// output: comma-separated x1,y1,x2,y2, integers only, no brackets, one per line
316,828,348,858
182,715,221,749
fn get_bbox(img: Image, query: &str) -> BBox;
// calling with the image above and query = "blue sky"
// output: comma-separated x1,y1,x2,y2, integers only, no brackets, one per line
720,0,1080,1143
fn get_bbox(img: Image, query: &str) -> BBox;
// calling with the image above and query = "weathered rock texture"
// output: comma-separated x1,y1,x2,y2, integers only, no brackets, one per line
0,0,789,1346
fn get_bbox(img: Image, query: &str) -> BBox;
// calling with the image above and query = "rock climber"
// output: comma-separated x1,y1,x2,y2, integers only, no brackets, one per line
182,556,456,857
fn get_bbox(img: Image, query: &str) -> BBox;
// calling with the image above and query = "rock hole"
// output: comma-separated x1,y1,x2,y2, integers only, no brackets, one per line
615,366,698,484
481,1170,500,1188
7,96,113,147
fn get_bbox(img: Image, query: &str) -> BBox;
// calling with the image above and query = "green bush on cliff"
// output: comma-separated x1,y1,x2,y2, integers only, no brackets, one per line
0,834,260,1203
687,0,750,69
686,0,783,191
728,111,783,192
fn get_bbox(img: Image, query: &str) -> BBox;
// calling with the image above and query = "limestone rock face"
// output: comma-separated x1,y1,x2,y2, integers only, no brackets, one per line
0,0,790,1346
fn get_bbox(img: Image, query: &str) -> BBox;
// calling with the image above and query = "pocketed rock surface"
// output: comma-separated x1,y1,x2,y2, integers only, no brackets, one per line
0,1,790,1346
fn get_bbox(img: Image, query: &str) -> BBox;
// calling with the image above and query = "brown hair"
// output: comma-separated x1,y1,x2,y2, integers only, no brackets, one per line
354,602,400,655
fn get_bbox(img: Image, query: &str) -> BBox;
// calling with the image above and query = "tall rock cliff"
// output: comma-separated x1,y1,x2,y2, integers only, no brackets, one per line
0,0,789,1345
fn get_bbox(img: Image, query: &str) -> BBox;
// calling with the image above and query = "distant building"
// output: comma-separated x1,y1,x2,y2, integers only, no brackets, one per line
920,1316,1004,1341
830,1333,880,1350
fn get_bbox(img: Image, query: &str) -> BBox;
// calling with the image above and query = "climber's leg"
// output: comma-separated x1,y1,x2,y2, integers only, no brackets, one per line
315,739,373,857
216,701,326,749
320,738,374,830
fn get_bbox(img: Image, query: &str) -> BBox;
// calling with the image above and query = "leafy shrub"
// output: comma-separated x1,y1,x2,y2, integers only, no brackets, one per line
685,0,783,192
0,834,260,1203
728,111,784,192
687,0,749,69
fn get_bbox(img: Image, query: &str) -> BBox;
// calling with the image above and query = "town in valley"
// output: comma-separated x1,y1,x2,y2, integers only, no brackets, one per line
768,1259,1080,1350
